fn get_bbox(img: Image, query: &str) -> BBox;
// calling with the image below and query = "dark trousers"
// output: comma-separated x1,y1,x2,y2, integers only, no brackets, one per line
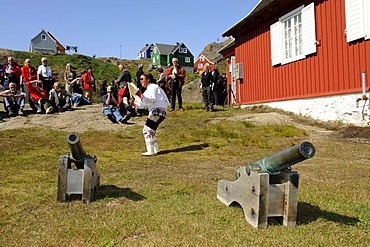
171,80,182,109
42,79,53,93
202,86,213,110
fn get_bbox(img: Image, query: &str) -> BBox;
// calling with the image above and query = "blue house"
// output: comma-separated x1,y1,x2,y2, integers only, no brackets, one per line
137,44,154,59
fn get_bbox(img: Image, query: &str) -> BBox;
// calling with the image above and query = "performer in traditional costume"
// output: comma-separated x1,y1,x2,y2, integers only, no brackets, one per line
139,72,170,156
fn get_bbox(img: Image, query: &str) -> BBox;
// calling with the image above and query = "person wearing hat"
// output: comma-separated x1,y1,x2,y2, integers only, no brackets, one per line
136,64,144,93
37,57,53,93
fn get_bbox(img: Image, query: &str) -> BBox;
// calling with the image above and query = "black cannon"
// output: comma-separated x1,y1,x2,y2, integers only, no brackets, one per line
57,133,100,203
218,142,316,228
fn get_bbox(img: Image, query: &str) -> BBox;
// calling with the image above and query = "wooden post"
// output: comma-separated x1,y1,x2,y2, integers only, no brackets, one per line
217,167,299,228
57,154,100,203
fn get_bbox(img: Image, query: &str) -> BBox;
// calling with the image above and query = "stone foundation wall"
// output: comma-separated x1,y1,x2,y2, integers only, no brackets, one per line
243,92,370,126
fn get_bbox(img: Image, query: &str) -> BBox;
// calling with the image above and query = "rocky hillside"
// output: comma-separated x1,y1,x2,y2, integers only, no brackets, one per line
199,38,232,63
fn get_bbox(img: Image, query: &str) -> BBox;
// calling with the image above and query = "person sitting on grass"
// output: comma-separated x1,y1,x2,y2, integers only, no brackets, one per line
102,85,131,124
49,82,72,113
0,82,26,116
26,80,53,114
70,76,91,108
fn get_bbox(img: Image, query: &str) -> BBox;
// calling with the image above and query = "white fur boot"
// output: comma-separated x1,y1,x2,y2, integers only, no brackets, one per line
142,138,157,156
153,141,160,154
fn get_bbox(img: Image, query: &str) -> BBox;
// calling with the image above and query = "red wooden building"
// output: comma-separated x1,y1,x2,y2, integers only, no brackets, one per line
194,54,215,73
220,0,370,125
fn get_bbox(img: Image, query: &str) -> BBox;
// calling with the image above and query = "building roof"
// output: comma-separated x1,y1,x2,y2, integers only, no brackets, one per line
155,43,176,55
218,39,235,54
31,29,56,42
222,0,276,37
195,54,214,64
139,44,153,53
172,42,194,57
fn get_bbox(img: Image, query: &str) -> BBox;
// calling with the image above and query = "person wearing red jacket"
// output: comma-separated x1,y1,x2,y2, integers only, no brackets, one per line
82,67,94,103
3,56,22,90
26,80,53,114
21,58,52,113
166,57,186,111
21,59,37,84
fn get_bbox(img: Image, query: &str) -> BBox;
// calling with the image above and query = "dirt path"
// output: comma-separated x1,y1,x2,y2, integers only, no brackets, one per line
1,103,367,144
0,104,145,132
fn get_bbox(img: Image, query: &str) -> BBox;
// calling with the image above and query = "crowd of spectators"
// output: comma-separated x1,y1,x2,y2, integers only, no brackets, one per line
0,56,228,124
0,56,92,122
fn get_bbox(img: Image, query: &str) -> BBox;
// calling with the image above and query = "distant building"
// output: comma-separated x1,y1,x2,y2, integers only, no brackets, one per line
137,44,154,59
151,42,194,72
194,54,215,73
29,29,65,54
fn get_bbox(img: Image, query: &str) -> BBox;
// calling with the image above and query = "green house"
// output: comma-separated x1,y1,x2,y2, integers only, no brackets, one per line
151,42,194,72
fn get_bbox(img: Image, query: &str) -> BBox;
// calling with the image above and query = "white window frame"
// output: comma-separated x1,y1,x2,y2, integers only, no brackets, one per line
180,47,188,54
198,64,203,69
345,0,370,42
281,6,305,64
185,57,190,63
41,34,46,40
270,3,316,66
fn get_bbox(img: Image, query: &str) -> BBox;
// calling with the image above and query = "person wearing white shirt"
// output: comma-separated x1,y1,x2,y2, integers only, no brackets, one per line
140,72,169,156
37,57,53,93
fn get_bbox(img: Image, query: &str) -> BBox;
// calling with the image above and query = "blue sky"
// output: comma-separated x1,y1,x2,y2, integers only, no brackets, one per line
2,0,259,59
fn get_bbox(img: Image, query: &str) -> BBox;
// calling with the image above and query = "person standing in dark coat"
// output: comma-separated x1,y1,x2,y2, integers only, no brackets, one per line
200,64,214,111
115,64,131,89
212,67,221,106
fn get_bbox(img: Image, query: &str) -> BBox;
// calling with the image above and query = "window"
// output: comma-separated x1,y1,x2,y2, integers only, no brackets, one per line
179,47,187,54
200,57,204,62
41,34,46,40
185,57,190,63
283,12,302,61
198,64,203,69
270,3,316,66
345,0,370,42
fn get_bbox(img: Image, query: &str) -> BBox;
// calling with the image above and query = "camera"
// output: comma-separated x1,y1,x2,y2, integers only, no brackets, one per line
36,82,43,89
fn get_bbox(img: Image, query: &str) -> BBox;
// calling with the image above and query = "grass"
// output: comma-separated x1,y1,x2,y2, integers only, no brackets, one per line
0,105,369,246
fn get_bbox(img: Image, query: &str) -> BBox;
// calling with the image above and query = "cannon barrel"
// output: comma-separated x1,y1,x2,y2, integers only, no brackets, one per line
67,133,86,169
245,142,316,175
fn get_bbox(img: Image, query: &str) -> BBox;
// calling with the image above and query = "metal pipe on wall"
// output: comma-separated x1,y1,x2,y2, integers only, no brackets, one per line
362,70,366,96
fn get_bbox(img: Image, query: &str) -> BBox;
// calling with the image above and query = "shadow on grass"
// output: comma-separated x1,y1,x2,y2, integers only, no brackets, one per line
297,201,360,225
95,185,146,201
227,201,359,227
160,143,209,154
